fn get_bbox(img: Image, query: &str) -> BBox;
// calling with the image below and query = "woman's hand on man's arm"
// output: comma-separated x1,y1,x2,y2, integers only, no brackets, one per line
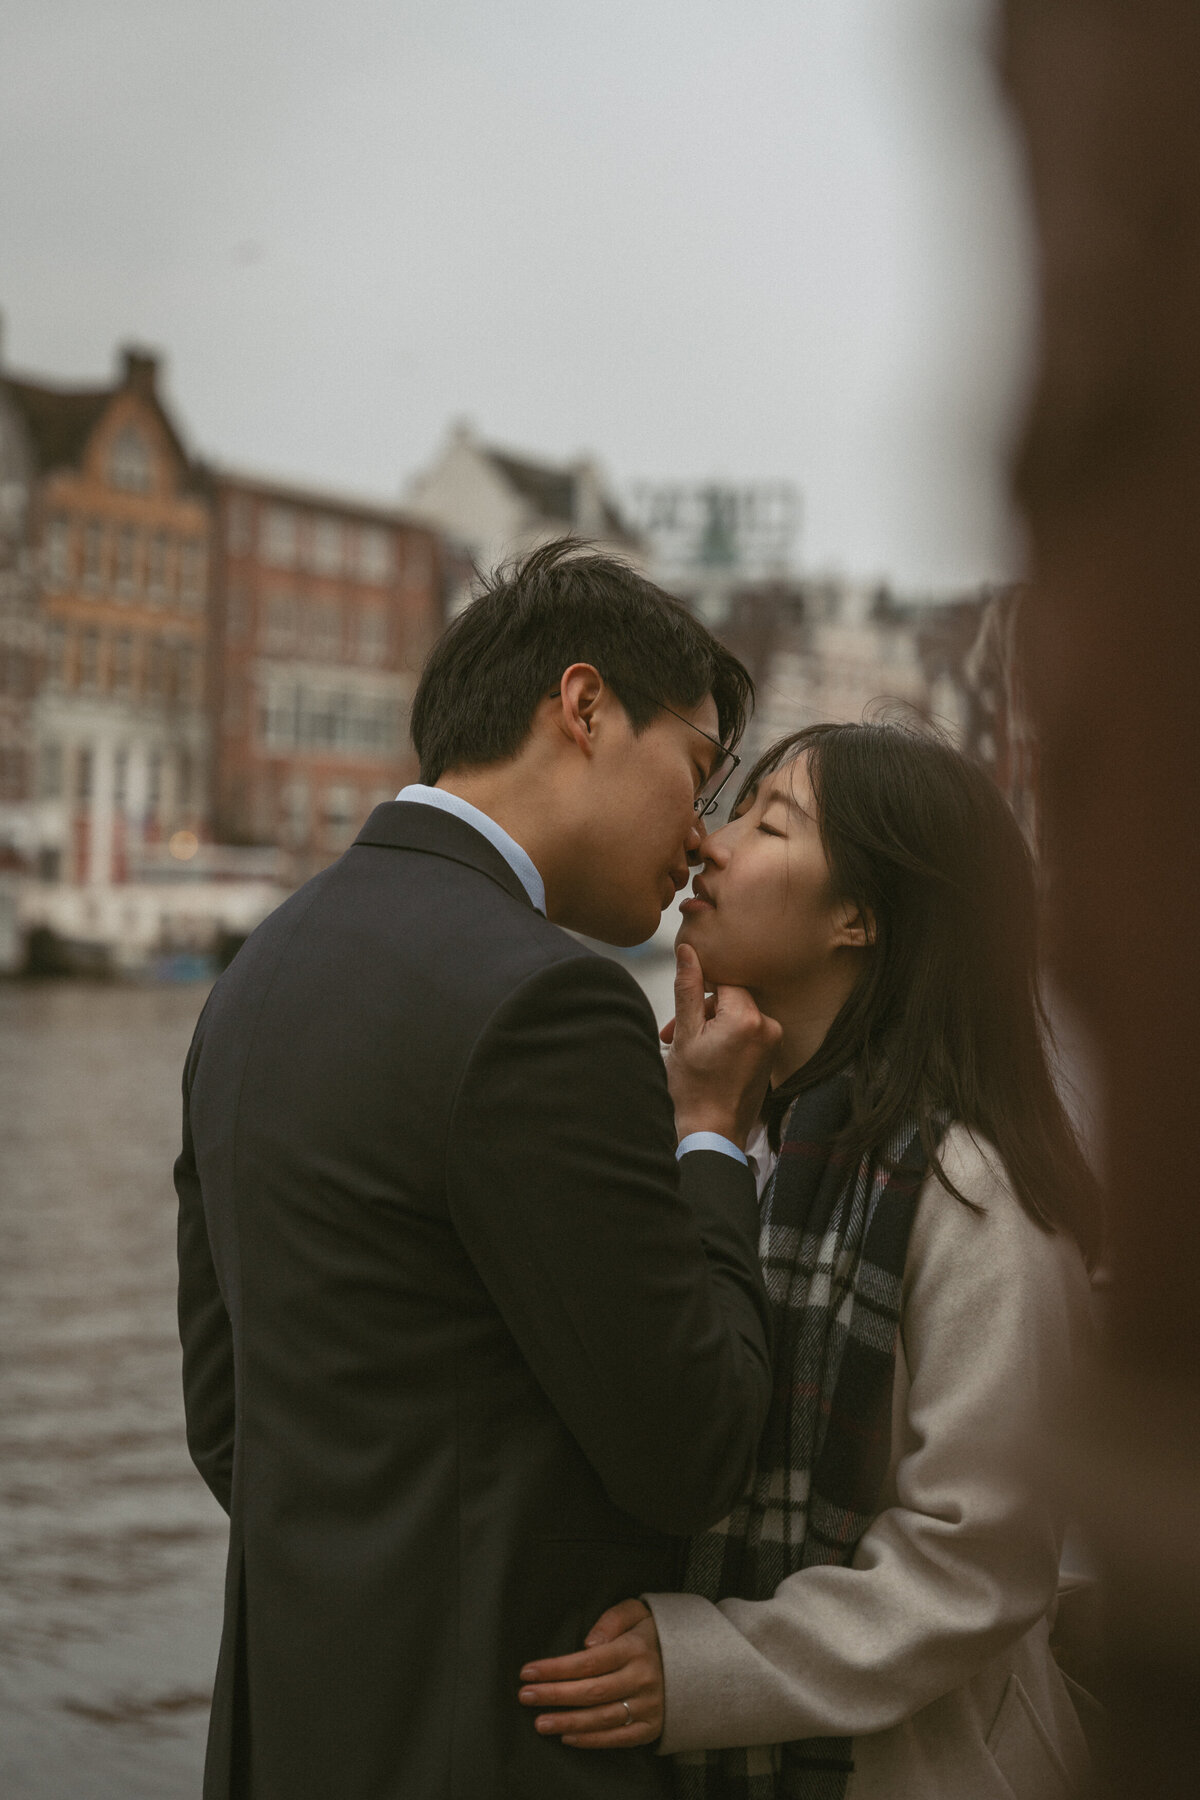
518,1599,665,1748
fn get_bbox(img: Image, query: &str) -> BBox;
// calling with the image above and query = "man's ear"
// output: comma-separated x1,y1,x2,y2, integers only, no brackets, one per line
833,902,875,950
556,663,604,753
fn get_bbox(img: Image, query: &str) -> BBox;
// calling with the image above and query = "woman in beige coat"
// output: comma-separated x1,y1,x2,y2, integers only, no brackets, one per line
519,722,1101,1800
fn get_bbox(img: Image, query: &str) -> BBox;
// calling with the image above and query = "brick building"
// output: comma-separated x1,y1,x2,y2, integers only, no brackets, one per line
0,367,41,870
1,345,211,886
205,471,442,881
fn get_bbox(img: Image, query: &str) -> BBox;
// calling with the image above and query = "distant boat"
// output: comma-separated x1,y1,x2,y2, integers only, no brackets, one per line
24,926,115,980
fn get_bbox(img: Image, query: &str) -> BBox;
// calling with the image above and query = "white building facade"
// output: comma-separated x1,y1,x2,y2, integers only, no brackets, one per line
407,421,643,608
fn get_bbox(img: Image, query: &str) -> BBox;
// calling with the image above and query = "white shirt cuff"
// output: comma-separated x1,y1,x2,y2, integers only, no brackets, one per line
676,1132,748,1166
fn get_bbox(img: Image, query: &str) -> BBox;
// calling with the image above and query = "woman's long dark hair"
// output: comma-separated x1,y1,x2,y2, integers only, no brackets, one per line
744,721,1103,1265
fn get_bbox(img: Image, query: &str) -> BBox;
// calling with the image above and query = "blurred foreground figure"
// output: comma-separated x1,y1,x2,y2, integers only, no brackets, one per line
1004,2,1200,1793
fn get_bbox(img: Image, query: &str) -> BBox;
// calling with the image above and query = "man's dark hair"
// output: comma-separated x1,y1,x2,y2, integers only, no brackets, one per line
410,538,754,783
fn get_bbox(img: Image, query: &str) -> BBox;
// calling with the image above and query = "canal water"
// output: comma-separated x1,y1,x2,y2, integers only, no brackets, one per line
0,957,677,1799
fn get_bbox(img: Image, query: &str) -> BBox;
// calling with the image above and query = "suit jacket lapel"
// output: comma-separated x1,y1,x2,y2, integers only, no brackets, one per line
353,802,537,912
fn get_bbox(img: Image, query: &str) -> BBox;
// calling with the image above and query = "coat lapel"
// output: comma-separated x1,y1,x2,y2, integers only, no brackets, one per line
353,801,537,912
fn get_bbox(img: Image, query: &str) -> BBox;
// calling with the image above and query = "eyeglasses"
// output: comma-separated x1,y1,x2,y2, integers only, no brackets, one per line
549,686,741,820
652,697,741,818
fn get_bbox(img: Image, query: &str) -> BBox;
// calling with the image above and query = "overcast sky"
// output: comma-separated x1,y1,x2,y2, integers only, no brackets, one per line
2,0,1033,589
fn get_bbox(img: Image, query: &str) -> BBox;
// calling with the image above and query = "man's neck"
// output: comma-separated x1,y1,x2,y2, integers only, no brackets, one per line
435,770,550,879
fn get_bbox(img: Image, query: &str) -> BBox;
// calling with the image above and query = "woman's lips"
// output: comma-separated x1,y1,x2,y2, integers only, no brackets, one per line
680,880,716,915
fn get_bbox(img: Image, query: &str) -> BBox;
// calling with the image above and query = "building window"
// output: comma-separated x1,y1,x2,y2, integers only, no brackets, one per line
323,784,359,849
115,525,138,598
175,643,200,703
358,526,391,585
83,521,105,591
281,778,310,847
147,749,162,816
76,746,94,803
78,629,101,691
0,649,27,696
226,494,253,554
177,748,194,809
224,674,246,732
225,583,249,642
112,633,134,695
179,540,206,608
356,603,388,665
44,518,72,590
113,745,129,808
45,621,67,684
146,637,168,698
261,505,298,568
146,531,168,602
306,598,341,661
400,535,433,590
0,749,28,800
109,425,153,493
311,514,344,576
259,688,280,746
39,741,64,799
252,775,275,839
307,689,337,749
258,680,401,756
262,591,298,654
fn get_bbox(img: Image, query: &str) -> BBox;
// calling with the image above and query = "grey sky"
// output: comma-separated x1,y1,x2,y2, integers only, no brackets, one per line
2,0,1032,588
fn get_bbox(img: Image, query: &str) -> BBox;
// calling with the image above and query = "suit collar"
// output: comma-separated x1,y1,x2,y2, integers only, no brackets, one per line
353,801,538,912
394,784,545,913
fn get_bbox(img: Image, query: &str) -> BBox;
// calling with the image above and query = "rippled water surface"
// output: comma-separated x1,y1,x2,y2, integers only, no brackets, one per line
0,958,677,1800
0,982,224,1800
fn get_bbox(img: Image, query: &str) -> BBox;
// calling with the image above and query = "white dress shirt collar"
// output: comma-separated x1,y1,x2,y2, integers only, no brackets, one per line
395,784,546,916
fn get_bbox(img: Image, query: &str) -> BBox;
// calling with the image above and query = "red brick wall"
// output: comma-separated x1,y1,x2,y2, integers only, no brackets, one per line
209,477,442,880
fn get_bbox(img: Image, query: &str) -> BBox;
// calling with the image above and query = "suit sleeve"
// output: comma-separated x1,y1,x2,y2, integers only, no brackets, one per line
174,1013,236,1514
647,1127,1097,1751
444,952,773,1536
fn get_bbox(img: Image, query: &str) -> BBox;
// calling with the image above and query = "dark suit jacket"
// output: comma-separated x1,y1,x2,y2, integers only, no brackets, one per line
176,801,772,1800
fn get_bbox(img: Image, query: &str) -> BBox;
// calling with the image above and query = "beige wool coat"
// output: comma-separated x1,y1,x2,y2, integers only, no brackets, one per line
645,1125,1096,1800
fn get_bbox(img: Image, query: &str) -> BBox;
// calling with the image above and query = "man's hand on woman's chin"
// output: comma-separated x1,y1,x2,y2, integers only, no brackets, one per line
517,1598,664,1748
665,942,781,1149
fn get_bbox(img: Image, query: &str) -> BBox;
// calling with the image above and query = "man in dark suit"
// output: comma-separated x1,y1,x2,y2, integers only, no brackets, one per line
176,542,779,1799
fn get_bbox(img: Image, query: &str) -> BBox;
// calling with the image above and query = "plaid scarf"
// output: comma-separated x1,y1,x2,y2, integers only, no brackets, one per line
671,1071,933,1800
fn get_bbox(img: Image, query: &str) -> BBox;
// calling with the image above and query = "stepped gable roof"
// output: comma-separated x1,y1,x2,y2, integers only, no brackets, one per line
1,379,111,475
1,360,194,483
482,444,640,548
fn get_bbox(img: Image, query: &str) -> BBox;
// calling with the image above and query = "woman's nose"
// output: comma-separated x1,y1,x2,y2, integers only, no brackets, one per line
688,818,730,867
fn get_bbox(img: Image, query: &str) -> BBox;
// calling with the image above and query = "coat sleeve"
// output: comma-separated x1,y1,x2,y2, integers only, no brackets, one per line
647,1125,1096,1751
175,1012,236,1514
444,952,773,1537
